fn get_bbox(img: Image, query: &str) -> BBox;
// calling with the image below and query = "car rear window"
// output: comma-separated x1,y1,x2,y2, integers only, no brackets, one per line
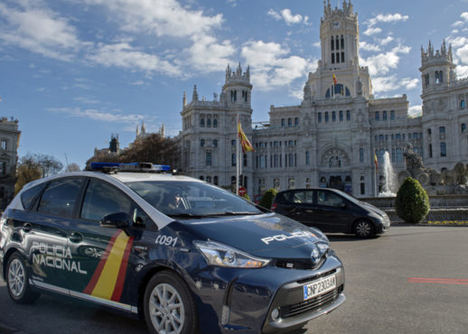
20,183,46,211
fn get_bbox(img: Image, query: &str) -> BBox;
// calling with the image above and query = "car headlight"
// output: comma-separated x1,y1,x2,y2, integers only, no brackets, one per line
194,240,270,268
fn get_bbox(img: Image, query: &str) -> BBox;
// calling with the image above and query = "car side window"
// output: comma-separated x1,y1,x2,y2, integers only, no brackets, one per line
81,179,133,222
288,191,313,204
316,191,345,208
38,178,84,218
21,183,46,211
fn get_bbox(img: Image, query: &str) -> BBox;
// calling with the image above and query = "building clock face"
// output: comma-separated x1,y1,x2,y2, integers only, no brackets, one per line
333,21,340,29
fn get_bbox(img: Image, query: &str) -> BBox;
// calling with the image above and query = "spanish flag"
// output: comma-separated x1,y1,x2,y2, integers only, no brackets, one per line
374,152,378,169
238,121,254,153
332,74,337,85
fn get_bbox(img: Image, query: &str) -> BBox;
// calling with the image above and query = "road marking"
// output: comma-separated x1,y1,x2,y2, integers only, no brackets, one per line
408,277,468,285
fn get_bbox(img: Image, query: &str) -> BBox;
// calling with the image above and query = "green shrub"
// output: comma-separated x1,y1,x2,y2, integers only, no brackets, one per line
395,177,430,223
241,193,251,201
259,188,278,209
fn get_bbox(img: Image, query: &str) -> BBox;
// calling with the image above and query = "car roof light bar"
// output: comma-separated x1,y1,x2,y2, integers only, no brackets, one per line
88,162,171,173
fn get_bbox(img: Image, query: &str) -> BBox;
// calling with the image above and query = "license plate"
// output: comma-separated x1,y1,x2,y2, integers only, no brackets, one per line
303,274,336,300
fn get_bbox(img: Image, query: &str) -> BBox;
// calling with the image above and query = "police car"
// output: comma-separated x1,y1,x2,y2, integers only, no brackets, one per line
0,162,345,334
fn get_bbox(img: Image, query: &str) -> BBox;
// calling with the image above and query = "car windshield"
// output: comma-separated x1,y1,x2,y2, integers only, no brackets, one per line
126,180,262,218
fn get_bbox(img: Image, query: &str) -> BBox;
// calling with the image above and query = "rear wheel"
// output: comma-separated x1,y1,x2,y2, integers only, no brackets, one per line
6,252,40,304
354,220,375,238
143,271,198,334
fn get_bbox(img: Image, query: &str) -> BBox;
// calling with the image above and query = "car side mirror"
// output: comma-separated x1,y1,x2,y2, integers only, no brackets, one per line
100,212,130,229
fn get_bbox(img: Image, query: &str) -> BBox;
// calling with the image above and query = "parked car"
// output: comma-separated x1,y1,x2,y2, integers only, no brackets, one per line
1,162,345,334
272,188,391,238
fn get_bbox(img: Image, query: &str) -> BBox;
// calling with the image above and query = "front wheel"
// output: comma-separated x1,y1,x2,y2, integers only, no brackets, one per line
143,271,198,334
6,252,40,304
354,220,375,238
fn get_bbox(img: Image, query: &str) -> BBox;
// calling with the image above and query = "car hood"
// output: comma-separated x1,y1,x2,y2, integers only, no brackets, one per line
359,201,387,217
178,213,326,259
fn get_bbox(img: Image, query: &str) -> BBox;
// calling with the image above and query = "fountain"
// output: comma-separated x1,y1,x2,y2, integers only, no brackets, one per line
379,151,396,197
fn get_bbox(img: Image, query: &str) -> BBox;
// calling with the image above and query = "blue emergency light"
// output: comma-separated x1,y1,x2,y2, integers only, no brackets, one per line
89,162,171,173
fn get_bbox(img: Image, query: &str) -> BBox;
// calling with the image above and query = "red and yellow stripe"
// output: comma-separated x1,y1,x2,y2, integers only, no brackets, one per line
84,230,134,302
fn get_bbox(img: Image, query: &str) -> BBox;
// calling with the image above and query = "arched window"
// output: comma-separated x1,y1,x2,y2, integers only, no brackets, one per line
332,111,336,122
460,99,466,109
325,112,329,122
331,36,334,51
200,176,204,180
383,110,387,120
305,151,310,165
206,176,212,183
288,118,292,127
335,36,339,50
318,112,322,123
231,153,236,166
339,110,343,121
207,115,212,128
200,117,205,127
341,35,344,49
213,176,218,185
462,123,466,133
213,117,218,128
200,139,205,147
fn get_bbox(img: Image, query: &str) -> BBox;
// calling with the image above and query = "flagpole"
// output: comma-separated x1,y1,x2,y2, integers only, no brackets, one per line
236,113,240,195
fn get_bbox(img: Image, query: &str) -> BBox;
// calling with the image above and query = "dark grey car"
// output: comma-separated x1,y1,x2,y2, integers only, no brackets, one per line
272,188,391,238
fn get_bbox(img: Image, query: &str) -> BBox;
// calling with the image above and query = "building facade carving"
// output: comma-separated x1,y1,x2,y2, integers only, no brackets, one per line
179,0,468,198
0,117,20,209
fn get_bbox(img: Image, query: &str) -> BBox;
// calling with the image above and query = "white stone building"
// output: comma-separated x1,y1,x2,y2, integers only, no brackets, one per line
179,0,468,199
0,117,20,208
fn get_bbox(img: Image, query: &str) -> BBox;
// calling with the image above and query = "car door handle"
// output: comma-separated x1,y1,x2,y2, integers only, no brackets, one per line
22,223,32,233
69,232,83,243
305,209,314,213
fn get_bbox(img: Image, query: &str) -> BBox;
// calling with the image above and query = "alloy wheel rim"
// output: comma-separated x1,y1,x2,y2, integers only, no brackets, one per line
8,259,25,297
356,222,371,237
149,283,185,334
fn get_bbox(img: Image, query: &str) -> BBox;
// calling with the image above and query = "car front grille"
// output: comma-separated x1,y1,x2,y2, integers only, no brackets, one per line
279,285,344,319
275,258,317,270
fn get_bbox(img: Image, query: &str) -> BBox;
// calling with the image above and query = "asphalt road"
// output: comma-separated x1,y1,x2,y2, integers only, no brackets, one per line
1,225,467,334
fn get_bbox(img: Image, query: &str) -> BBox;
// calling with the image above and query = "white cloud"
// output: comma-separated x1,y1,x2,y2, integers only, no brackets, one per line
456,44,468,64
49,107,144,123
363,27,382,36
361,45,411,76
372,75,419,94
313,41,321,48
380,36,394,46
409,105,422,117
447,36,468,48
461,12,468,21
456,65,468,78
452,20,464,27
241,40,316,91
367,13,409,26
83,0,223,39
82,0,232,75
0,1,83,61
187,35,235,72
364,13,408,37
88,42,181,76
360,41,381,52
267,8,308,25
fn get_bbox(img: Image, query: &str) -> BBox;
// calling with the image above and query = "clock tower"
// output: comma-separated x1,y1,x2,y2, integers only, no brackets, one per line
320,0,358,70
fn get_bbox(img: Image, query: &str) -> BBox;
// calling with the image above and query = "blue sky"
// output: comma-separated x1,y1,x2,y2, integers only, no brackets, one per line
1,0,467,169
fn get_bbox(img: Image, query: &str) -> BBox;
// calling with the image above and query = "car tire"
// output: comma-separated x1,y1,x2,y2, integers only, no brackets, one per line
354,220,375,238
6,252,40,304
143,270,198,334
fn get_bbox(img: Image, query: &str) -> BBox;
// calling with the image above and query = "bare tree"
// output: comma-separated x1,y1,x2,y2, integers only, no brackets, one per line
15,155,42,194
65,163,81,172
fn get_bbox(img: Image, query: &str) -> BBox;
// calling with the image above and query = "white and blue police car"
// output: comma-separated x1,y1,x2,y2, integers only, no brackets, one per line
0,162,345,334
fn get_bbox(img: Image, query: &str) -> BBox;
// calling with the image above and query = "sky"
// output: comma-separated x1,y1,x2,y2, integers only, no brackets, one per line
1,0,467,169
